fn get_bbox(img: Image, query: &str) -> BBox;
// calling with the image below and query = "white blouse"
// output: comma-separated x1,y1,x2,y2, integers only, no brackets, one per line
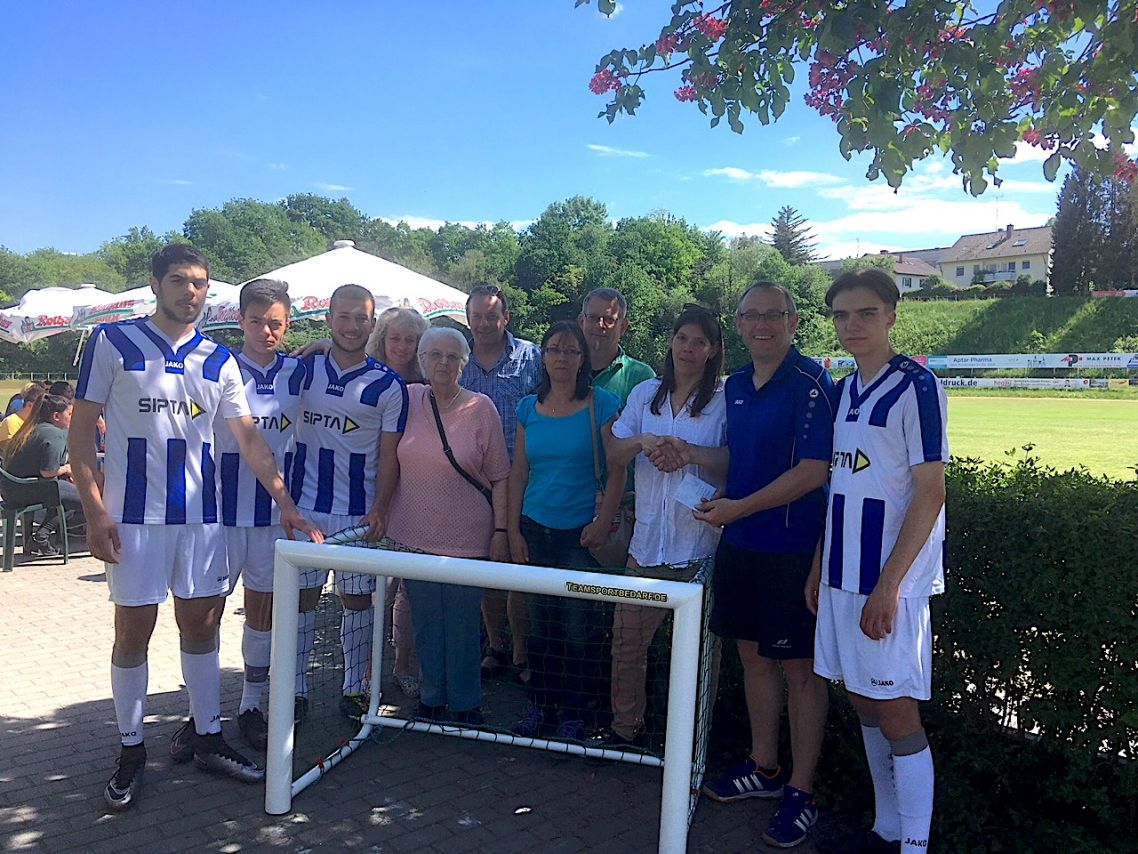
612,378,727,567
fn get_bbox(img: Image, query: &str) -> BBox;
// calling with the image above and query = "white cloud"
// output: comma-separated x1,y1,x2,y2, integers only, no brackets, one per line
268,162,287,171
587,143,649,158
703,166,757,181
611,2,624,16
703,166,843,188
815,239,896,261
160,178,193,186
313,182,353,192
784,136,801,146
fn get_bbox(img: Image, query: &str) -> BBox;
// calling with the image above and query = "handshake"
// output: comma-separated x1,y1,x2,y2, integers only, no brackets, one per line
639,433,692,473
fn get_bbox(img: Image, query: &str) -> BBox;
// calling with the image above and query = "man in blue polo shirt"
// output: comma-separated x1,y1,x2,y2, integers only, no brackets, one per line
691,280,837,848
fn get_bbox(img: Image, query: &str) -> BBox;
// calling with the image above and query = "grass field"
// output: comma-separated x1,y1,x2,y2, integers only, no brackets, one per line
3,380,1134,480
947,397,1137,479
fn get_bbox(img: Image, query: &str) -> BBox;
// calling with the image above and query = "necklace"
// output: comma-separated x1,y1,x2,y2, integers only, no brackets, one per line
433,388,462,409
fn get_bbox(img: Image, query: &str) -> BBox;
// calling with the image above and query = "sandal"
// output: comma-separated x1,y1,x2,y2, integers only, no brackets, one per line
512,660,532,686
395,673,420,699
480,648,510,679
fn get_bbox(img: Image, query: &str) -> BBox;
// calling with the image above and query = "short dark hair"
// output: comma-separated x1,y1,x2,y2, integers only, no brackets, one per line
151,243,211,282
466,284,509,315
240,278,291,314
826,268,900,309
329,283,374,314
739,279,798,314
581,287,628,319
48,381,74,400
535,321,592,402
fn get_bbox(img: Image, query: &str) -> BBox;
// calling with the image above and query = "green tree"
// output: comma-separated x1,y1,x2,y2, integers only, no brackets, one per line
515,196,612,318
580,0,1138,192
99,226,168,287
279,194,368,245
839,253,896,275
183,198,327,282
768,205,819,265
21,249,125,294
1050,165,1104,295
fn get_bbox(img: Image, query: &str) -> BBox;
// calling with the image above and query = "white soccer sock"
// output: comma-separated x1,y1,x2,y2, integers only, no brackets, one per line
295,610,316,696
340,606,373,696
181,649,223,735
111,662,148,747
240,626,272,713
860,723,901,842
188,626,222,719
893,742,934,854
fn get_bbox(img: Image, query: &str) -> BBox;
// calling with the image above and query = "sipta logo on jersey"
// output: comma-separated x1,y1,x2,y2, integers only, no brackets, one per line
303,411,359,434
138,397,204,418
833,448,871,473
252,414,292,432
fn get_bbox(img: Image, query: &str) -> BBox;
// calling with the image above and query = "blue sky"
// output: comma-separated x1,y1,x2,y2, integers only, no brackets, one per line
1,1,1073,261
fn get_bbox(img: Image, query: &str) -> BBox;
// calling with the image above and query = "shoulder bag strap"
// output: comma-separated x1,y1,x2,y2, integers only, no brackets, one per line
429,391,493,506
587,390,603,490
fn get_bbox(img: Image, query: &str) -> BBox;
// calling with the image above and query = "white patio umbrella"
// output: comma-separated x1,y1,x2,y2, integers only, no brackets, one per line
198,241,469,331
0,283,115,344
69,280,236,331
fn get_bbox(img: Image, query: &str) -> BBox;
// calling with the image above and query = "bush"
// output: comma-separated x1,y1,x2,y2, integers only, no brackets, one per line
709,455,1137,851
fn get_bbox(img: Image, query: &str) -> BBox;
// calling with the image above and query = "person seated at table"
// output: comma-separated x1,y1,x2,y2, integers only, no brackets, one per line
1,394,85,555
0,384,45,460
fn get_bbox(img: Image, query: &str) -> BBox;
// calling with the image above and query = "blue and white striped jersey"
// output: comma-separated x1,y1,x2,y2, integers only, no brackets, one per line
214,351,306,528
76,318,250,525
822,355,949,597
291,353,407,517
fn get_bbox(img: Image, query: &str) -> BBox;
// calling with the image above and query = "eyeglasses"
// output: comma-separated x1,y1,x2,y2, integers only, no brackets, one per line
582,312,619,328
423,350,463,364
543,346,582,358
736,310,791,324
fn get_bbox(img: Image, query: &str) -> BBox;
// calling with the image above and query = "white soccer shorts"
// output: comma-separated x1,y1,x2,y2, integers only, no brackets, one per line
297,511,376,596
106,523,229,606
813,584,934,701
224,525,286,594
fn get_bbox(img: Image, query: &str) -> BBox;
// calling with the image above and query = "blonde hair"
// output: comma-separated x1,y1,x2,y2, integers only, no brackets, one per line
368,307,430,382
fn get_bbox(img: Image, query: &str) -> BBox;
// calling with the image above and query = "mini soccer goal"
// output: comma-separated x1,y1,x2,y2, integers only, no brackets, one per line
264,530,716,854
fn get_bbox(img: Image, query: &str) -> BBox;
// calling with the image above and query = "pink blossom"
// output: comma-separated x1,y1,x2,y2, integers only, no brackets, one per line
674,85,699,103
693,14,728,41
589,68,621,96
655,32,681,55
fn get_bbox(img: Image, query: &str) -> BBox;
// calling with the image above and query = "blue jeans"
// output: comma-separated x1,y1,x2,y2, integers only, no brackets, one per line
520,516,608,724
404,579,484,712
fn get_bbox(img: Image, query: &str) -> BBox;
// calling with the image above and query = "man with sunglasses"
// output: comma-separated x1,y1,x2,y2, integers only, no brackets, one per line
459,285,542,680
693,280,837,849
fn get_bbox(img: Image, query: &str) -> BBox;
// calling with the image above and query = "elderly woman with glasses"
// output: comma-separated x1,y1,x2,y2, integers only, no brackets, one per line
507,321,625,742
385,327,510,724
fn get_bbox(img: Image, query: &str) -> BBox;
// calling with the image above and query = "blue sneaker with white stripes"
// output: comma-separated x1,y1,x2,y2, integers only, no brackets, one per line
701,757,788,802
762,785,819,848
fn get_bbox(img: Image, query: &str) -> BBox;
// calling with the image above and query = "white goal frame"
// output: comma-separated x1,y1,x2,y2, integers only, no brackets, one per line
264,538,708,854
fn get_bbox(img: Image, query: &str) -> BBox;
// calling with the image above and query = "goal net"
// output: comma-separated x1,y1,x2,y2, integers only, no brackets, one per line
264,529,717,854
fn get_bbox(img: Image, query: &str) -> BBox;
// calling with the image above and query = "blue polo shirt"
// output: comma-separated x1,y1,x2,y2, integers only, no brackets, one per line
722,346,838,554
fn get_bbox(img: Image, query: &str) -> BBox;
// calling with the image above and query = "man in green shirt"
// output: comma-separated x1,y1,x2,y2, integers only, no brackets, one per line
579,287,654,406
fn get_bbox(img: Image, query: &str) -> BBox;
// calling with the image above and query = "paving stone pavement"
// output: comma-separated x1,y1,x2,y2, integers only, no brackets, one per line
0,545,846,853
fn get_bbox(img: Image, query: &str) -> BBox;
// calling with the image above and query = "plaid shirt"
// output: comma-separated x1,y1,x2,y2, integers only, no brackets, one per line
460,331,541,459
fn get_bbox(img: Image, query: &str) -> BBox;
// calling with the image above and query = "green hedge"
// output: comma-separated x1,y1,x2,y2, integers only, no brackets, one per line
708,456,1138,852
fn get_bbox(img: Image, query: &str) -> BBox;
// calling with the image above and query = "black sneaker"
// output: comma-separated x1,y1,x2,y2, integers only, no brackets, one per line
103,744,146,811
169,718,196,763
416,701,446,721
448,707,484,726
339,692,369,722
237,708,268,751
192,731,265,783
27,537,59,557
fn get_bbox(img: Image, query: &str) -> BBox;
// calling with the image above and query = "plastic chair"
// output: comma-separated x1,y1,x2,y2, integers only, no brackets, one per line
0,467,70,572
